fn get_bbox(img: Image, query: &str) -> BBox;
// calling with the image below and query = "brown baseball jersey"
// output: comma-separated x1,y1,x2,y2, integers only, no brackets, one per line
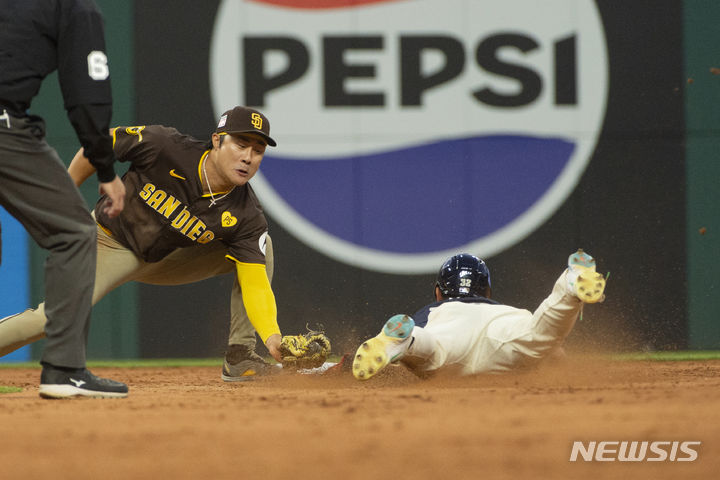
95,125,268,264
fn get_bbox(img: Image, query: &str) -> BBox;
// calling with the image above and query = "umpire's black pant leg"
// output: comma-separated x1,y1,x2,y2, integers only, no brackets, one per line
0,116,96,368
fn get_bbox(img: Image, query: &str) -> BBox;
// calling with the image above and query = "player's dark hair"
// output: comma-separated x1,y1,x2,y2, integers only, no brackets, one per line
205,134,226,150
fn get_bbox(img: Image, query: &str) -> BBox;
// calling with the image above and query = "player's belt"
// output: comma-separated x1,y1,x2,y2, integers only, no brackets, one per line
0,109,9,129
96,221,114,238
0,100,27,128
0,99,22,114
0,108,25,129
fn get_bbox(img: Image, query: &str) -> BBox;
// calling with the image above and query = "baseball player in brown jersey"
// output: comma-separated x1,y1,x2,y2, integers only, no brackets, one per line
0,106,284,380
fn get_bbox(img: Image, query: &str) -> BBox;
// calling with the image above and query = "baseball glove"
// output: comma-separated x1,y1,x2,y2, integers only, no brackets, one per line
279,331,331,370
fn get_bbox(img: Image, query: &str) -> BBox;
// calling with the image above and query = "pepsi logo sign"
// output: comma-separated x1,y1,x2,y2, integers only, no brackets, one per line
210,0,608,273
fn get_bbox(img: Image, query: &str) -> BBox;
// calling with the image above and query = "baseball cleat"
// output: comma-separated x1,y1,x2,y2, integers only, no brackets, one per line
39,365,128,399
221,344,276,382
566,249,606,303
353,314,415,381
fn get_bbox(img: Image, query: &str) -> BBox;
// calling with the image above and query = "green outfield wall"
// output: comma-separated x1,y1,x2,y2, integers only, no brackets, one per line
685,1,720,348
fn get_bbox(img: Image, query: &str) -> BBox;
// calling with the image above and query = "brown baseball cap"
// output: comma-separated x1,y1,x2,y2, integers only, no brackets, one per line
215,106,277,147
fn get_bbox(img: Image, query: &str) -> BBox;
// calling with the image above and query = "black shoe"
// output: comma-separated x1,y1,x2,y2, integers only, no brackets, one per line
221,344,276,382
39,364,129,399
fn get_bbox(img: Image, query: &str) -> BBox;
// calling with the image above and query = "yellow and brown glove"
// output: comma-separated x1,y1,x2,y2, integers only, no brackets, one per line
279,331,331,370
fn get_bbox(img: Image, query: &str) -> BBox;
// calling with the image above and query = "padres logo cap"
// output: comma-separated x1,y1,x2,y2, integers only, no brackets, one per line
216,106,277,146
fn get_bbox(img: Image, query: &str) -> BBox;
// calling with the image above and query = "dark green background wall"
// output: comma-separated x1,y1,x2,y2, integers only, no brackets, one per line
685,1,720,349
18,0,720,360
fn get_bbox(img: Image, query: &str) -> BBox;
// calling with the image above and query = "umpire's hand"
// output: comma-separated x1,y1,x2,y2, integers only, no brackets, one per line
100,176,126,218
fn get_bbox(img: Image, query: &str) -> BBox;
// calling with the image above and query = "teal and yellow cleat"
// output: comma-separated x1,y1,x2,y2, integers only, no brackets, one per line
353,314,415,381
567,249,606,303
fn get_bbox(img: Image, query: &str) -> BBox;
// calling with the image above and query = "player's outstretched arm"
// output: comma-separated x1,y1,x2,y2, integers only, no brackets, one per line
68,147,96,186
234,261,283,362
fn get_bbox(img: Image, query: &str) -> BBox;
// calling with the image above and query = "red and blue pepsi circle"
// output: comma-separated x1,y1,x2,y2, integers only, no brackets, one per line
210,0,608,273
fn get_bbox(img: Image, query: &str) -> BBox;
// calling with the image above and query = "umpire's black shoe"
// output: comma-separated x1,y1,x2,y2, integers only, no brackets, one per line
39,364,129,399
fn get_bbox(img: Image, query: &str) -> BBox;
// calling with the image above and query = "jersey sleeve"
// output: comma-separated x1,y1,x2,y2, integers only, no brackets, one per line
225,219,269,266
111,125,165,170
57,0,113,107
57,0,116,182
67,105,116,181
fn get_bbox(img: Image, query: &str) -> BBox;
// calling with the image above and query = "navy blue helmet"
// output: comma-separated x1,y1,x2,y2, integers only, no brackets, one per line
435,253,491,298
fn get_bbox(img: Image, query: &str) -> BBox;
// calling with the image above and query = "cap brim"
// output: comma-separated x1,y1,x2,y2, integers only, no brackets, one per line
224,130,277,147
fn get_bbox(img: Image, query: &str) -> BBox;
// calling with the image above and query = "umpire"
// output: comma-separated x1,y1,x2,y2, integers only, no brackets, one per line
0,0,127,398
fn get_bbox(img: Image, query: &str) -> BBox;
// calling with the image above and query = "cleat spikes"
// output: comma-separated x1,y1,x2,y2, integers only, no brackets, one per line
567,249,607,304
353,314,415,380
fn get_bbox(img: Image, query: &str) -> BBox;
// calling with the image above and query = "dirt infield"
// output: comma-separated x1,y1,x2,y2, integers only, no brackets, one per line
1,357,718,480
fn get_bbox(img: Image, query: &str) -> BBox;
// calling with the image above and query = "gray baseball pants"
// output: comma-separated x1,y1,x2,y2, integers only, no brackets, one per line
0,111,96,368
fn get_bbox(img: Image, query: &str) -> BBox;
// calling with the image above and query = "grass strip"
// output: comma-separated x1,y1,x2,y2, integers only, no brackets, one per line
1,352,717,370
0,386,22,394
611,350,720,361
